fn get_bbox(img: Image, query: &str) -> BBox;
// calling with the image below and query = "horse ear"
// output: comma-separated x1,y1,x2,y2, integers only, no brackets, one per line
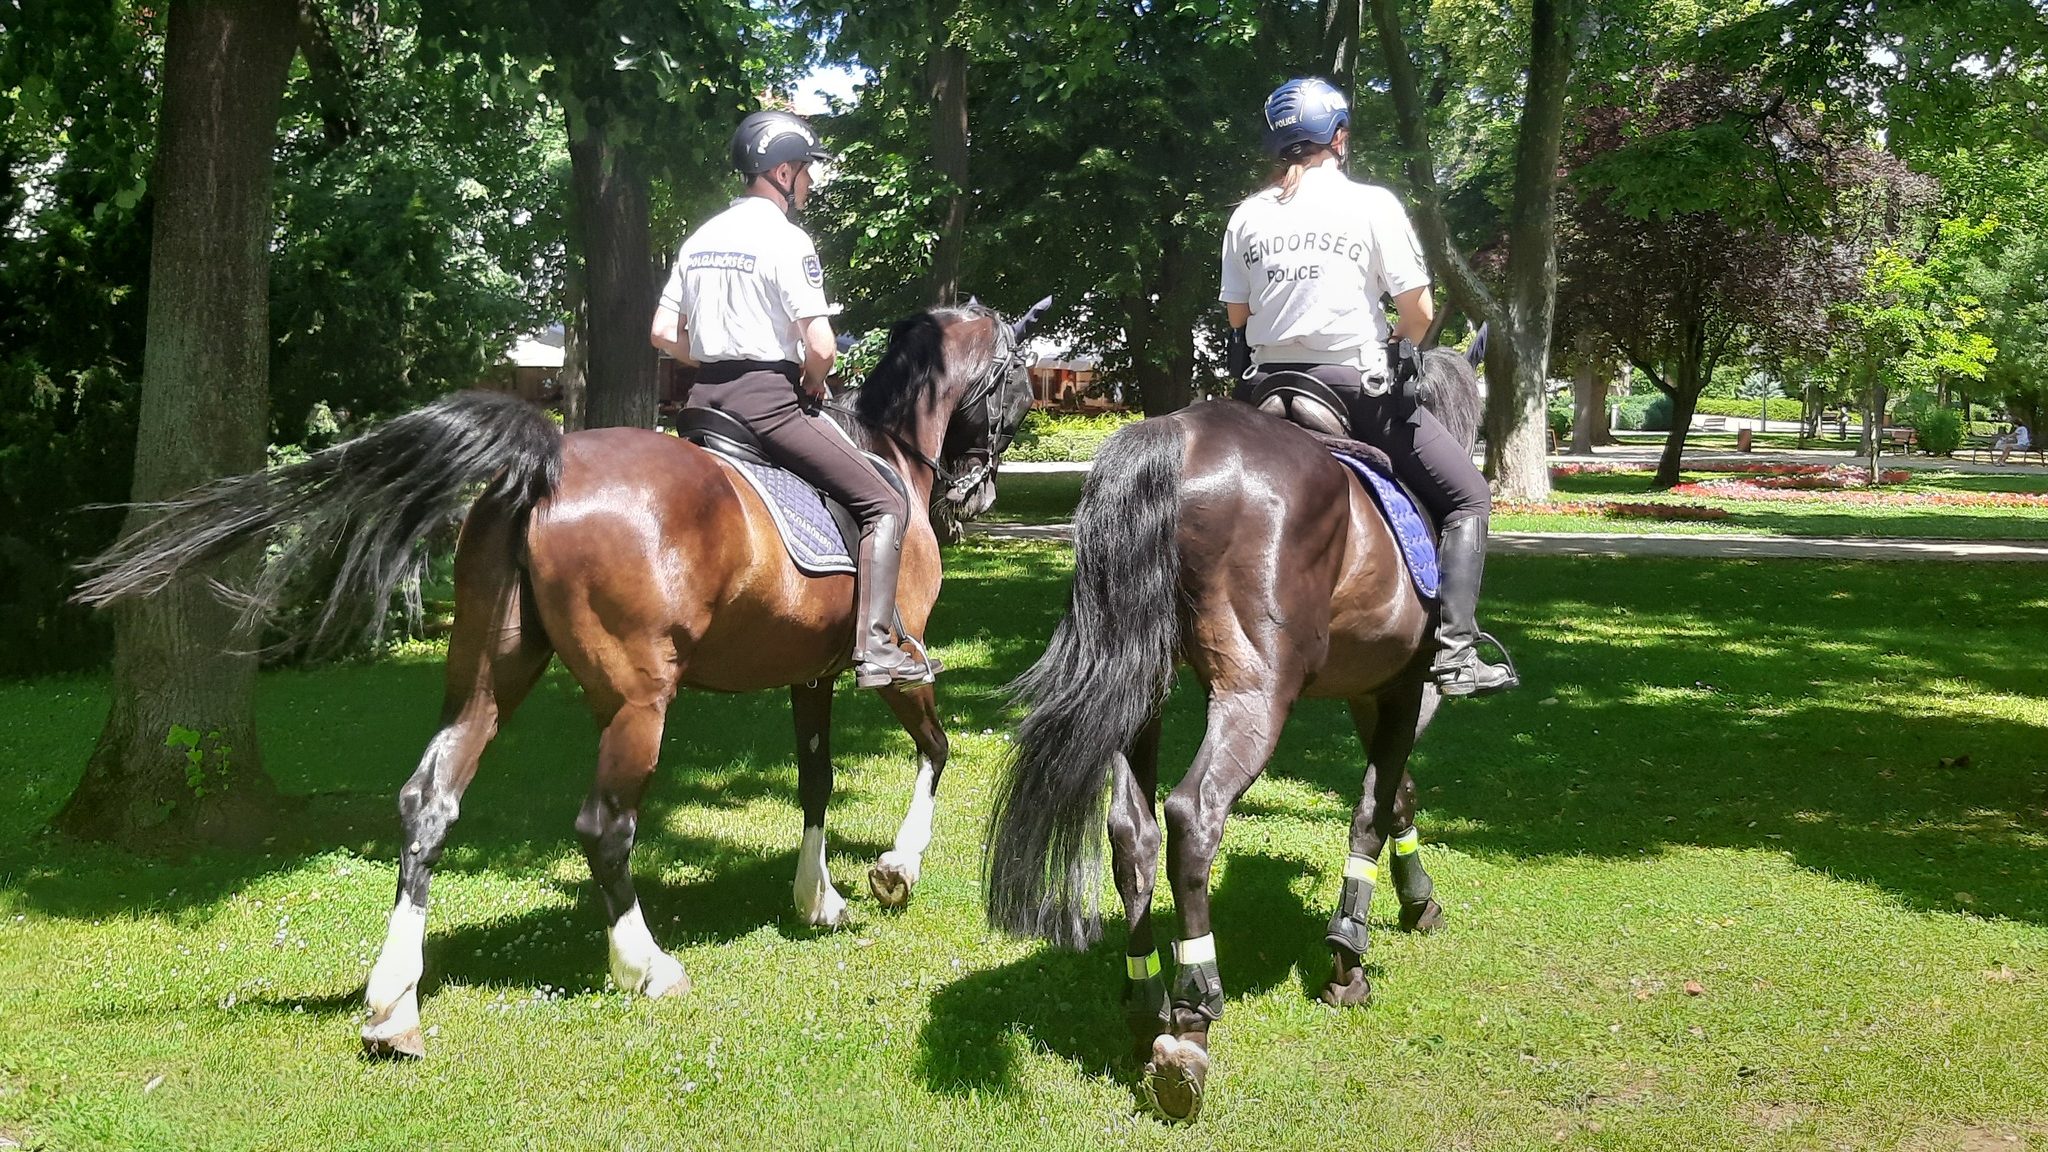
1011,295,1053,341
1466,322,1489,370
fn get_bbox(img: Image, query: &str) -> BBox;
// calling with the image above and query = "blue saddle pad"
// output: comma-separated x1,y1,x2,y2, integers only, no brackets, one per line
723,457,856,576
1328,450,1439,599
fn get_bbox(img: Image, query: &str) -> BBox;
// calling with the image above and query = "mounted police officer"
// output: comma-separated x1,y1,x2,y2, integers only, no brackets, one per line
1220,77,1514,697
649,109,931,689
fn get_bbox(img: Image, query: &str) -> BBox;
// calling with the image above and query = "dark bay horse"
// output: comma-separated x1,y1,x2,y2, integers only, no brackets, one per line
80,303,1037,1060
984,340,1485,1121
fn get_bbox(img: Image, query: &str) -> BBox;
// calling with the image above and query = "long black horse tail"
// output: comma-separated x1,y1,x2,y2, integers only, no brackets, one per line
984,417,1185,949
75,390,562,656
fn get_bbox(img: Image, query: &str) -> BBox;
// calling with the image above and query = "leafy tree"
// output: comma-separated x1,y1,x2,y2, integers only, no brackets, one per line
1558,69,1879,488
0,0,156,675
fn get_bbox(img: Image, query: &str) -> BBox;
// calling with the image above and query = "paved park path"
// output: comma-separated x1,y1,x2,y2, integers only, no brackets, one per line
968,521,2048,561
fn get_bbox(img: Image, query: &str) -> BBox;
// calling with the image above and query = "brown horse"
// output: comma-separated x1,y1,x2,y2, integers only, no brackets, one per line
983,340,1485,1121
80,302,1038,1059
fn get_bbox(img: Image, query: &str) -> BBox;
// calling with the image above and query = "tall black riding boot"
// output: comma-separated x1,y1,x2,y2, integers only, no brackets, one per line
1430,516,1517,697
852,513,933,690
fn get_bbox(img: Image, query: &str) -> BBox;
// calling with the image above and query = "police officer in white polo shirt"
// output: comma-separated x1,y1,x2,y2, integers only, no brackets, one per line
1221,77,1514,697
649,109,929,690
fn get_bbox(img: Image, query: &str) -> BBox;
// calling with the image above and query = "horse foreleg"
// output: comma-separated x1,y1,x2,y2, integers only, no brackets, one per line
364,571,549,1060
791,681,849,928
869,681,949,909
579,701,688,998
1108,715,1167,1057
1147,691,1289,1123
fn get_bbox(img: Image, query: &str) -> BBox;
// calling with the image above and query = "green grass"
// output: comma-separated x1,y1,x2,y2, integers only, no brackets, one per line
984,468,2048,540
4,547,2048,1149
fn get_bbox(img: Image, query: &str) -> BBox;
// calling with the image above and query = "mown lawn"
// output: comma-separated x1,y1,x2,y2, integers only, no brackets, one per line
985,468,2048,540
3,545,2046,1150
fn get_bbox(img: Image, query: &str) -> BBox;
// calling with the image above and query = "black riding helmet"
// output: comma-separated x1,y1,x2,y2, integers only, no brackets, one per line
729,110,833,176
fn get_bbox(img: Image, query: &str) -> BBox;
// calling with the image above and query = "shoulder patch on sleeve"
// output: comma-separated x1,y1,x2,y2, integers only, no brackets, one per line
802,254,823,289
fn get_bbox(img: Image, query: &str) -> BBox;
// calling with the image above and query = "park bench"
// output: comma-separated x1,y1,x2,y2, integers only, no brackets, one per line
1965,433,2046,465
1695,414,1727,432
1881,426,1916,454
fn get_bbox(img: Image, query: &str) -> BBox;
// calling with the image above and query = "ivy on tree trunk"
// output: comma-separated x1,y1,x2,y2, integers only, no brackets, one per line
57,0,300,846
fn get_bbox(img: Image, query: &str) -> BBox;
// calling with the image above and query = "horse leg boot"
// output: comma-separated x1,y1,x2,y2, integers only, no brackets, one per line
852,513,933,689
1430,516,1517,697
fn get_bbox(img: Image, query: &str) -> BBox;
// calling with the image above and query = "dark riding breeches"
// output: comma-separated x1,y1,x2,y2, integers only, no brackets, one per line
688,367,905,526
1238,364,1490,527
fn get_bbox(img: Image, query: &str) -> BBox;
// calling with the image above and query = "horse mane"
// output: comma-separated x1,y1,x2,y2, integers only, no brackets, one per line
852,303,998,433
1417,335,1485,452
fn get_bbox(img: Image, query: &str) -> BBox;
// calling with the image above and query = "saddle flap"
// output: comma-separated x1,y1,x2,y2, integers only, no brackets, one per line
1248,371,1352,438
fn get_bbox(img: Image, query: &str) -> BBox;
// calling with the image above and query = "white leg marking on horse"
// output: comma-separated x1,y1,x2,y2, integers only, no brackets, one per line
876,757,937,887
794,824,848,927
607,902,687,998
363,897,427,1041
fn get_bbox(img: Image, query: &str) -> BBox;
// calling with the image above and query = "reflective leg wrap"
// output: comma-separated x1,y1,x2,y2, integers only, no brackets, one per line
1169,936,1224,1028
1390,830,1434,908
1122,951,1169,1036
1325,872,1374,955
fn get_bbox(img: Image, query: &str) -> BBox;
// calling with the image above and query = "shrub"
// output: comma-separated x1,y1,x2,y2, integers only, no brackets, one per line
1004,409,1144,462
1692,396,1804,422
1613,394,1657,430
1915,407,1965,456
1642,394,1673,431
1548,394,1572,439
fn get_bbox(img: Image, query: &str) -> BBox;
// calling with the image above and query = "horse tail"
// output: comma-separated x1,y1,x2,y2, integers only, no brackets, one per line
985,417,1185,949
76,390,562,657
1418,321,1487,453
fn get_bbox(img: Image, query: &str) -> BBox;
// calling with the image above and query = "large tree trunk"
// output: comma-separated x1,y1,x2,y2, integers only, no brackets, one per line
1370,0,1578,500
57,0,299,846
925,29,970,306
567,106,656,430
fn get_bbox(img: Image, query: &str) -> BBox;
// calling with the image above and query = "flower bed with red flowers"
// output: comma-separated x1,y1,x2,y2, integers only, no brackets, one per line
1498,499,1732,522
1671,481,2048,509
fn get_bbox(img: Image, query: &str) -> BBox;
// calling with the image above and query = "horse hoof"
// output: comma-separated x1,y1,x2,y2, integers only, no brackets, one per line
867,862,914,910
361,1028,425,1061
1319,965,1373,1008
1141,1034,1209,1124
1400,899,1445,934
642,966,691,999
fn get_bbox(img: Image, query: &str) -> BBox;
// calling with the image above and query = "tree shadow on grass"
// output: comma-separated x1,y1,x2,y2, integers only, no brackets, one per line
1242,557,2048,926
914,849,1326,1097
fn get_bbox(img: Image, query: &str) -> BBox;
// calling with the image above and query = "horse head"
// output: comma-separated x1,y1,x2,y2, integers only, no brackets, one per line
939,298,1046,518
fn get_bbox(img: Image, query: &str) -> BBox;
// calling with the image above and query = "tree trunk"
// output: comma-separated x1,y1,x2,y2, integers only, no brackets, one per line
1321,0,1361,109
568,105,656,430
56,0,299,846
925,29,970,306
1653,386,1701,489
1569,335,1608,455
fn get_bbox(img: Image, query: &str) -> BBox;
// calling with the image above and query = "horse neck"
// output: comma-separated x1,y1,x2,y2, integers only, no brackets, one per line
872,387,956,510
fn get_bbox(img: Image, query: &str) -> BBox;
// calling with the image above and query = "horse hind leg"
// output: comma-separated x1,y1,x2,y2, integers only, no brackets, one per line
868,682,950,910
1146,690,1291,1123
363,562,552,1059
791,680,850,928
1108,716,1167,1057
578,691,689,996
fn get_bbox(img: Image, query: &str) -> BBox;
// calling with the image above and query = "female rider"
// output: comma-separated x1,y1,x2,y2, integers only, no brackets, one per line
1220,77,1515,697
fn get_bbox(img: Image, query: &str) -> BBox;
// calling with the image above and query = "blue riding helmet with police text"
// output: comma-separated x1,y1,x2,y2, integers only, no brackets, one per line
1262,77,1350,158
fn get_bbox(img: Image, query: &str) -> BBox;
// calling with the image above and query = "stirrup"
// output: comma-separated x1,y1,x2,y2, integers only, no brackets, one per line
854,647,935,690
1433,632,1518,697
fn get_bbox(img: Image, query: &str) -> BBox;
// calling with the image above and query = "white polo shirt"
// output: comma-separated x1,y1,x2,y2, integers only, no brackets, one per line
1219,161,1431,376
658,196,830,364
